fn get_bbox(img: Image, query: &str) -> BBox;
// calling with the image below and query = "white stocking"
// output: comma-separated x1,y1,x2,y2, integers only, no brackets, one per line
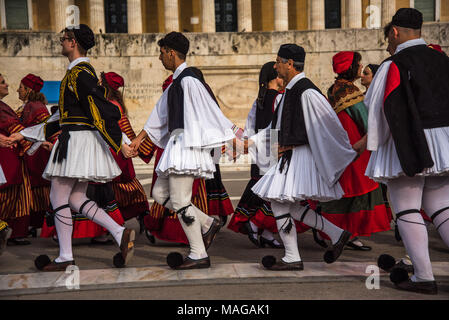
387,176,434,282
69,181,124,245
422,176,449,248
290,206,344,245
271,201,301,263
169,174,207,260
50,177,76,263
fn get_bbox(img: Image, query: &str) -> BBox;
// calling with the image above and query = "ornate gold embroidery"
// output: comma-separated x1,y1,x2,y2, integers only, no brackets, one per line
87,95,120,151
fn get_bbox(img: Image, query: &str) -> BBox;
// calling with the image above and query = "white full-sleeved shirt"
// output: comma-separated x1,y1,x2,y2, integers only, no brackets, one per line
365,38,427,151
143,62,235,149
250,73,356,187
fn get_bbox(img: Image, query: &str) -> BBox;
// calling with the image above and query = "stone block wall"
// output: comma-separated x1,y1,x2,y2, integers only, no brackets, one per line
1,23,448,130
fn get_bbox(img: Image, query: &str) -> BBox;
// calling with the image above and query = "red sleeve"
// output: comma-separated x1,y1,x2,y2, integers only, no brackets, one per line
384,62,401,104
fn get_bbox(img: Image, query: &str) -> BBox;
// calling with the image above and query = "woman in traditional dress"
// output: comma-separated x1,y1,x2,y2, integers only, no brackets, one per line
227,62,284,248
0,73,33,246
313,51,391,251
16,74,52,238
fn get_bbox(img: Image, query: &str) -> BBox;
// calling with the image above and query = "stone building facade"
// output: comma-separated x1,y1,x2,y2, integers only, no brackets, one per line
0,0,448,129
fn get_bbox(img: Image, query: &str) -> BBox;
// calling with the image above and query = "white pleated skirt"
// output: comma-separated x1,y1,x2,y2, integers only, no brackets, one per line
156,133,216,179
0,164,6,186
43,130,122,183
251,145,344,203
366,126,449,183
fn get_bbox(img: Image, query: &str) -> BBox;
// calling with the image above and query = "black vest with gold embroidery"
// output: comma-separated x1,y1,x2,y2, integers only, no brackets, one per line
57,62,122,154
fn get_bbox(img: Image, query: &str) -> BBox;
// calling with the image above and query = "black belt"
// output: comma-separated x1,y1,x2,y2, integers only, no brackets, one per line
53,124,96,163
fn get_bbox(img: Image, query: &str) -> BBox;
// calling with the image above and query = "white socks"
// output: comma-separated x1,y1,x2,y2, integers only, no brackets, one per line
291,206,344,245
79,201,125,245
271,202,301,263
50,177,75,263
388,176,435,282
178,206,208,260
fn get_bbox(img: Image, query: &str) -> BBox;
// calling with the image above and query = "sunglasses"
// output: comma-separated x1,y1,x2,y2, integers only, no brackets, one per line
60,37,74,43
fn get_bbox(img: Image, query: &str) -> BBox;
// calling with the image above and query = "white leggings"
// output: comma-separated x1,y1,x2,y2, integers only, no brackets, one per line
50,177,124,262
387,175,449,281
152,174,213,259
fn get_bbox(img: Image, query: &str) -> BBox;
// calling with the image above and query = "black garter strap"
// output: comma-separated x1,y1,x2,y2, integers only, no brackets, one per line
299,207,310,222
430,206,449,221
431,206,449,231
275,213,293,233
79,200,94,215
176,204,194,226
162,197,170,207
48,204,73,227
53,204,71,213
395,209,426,226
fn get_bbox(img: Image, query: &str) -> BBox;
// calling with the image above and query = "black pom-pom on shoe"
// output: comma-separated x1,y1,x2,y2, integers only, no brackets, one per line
261,255,276,268
167,252,184,269
34,255,51,270
377,254,396,272
390,267,409,284
323,250,334,264
113,252,125,268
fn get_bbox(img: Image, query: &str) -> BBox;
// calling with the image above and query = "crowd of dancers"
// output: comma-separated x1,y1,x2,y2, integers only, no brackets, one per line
0,7,448,295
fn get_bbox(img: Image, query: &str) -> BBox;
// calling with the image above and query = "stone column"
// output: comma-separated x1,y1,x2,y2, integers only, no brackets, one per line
274,0,288,31
201,0,215,32
309,0,325,30
54,0,75,31
127,0,142,33
381,0,395,27
346,0,362,28
237,0,252,32
89,0,105,33
164,0,179,32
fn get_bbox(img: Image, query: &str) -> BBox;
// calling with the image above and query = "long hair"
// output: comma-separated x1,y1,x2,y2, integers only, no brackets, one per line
27,90,47,104
100,72,128,116
257,61,277,109
336,52,362,82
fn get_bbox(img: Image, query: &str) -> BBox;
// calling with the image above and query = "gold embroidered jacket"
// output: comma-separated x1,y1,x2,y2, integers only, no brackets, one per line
58,62,122,153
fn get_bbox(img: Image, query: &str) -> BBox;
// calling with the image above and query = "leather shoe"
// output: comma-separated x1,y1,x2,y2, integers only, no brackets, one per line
202,218,221,250
395,260,414,274
175,256,211,270
259,236,284,249
244,221,260,247
264,259,304,271
324,230,352,264
345,238,372,251
42,260,75,272
119,228,135,265
395,279,438,295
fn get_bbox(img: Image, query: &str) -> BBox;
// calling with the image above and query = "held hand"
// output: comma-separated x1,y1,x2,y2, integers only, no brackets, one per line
42,141,54,152
129,137,142,152
0,134,17,148
8,132,24,143
121,143,138,158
